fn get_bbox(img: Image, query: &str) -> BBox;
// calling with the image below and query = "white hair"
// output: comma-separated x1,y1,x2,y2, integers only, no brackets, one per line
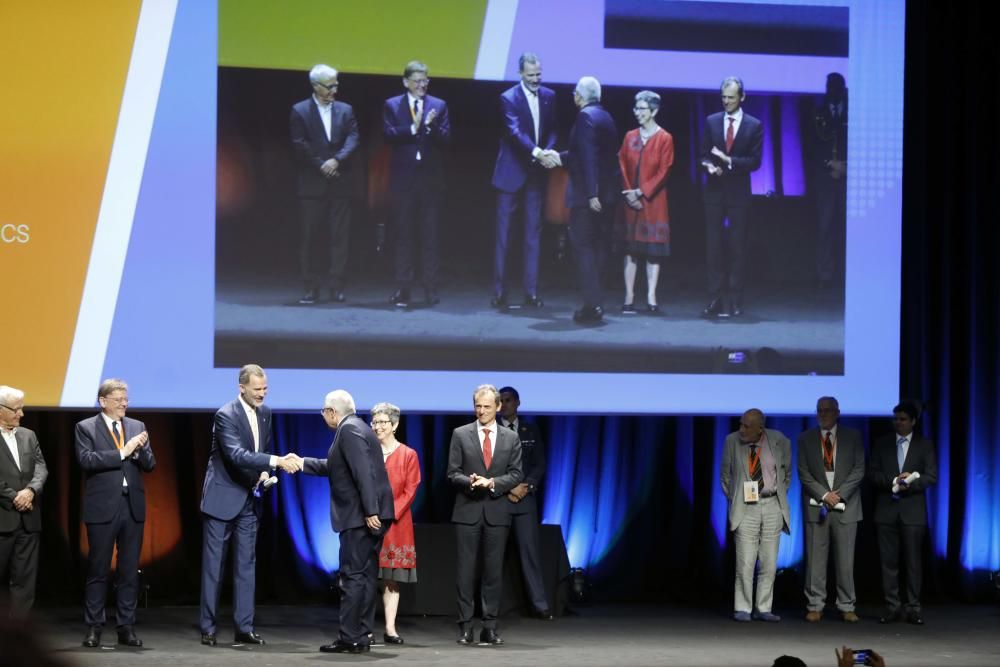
325,389,356,416
576,76,601,103
309,64,338,84
0,385,25,405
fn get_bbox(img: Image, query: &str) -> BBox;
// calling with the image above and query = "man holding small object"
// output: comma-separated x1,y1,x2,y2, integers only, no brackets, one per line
720,409,791,622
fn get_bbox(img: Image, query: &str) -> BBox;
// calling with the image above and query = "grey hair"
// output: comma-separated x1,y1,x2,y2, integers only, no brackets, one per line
518,52,541,72
371,402,401,425
473,384,501,405
97,378,128,399
309,64,338,84
403,60,428,78
575,76,601,103
326,389,356,416
0,385,25,405
721,76,745,96
238,364,266,385
743,408,765,426
634,90,660,112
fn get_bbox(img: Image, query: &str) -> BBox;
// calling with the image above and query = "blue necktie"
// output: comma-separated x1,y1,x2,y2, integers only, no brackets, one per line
896,436,906,473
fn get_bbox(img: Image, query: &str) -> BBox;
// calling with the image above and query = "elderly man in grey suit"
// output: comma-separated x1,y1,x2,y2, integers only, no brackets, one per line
798,396,864,623
0,385,47,619
720,408,792,622
447,384,523,646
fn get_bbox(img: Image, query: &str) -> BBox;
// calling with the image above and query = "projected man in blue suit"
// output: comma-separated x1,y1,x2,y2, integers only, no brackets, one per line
199,364,302,646
302,389,394,654
491,52,558,309
699,76,764,319
383,60,451,307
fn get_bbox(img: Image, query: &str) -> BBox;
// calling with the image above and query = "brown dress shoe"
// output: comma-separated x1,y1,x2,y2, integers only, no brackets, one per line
842,611,860,623
805,611,822,622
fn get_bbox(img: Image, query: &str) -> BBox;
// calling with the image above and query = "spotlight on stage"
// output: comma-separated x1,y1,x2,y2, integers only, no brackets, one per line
569,567,591,605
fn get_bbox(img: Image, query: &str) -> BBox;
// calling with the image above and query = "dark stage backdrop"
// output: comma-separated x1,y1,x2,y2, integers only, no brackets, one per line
11,1,1000,610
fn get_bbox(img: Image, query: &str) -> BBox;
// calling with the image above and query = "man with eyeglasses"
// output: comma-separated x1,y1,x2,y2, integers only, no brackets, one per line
75,379,155,648
0,385,47,620
291,64,360,305
383,60,451,308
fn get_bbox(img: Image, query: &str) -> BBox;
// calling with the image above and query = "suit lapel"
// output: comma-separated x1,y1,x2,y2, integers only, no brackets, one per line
95,415,119,451
308,99,329,144
233,400,253,450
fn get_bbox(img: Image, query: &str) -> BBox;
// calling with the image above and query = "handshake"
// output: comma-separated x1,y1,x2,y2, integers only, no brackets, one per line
537,149,562,169
276,452,304,474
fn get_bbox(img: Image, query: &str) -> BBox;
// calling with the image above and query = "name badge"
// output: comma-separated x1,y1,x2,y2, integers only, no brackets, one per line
743,480,760,503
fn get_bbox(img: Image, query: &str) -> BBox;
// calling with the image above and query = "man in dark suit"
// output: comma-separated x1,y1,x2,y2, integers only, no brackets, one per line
699,76,764,318
498,386,551,619
74,378,155,648
383,60,451,307
811,73,848,289
720,409,791,622
199,364,301,646
797,396,864,623
0,385,47,620
491,52,558,309
869,401,937,625
448,384,523,645
559,76,620,323
290,64,360,305
302,390,394,654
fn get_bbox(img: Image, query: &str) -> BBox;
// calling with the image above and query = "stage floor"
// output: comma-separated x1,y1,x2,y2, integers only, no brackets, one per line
29,603,1000,666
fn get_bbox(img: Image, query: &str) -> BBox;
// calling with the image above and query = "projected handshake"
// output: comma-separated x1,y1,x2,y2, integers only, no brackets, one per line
275,453,304,473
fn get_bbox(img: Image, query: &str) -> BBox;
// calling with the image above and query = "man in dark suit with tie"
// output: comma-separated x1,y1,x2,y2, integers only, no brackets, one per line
74,379,155,648
811,73,848,290
290,64,360,305
559,76,620,324
383,60,451,307
699,76,764,318
869,401,937,625
0,385,47,620
199,364,301,646
302,390,394,654
448,384,523,645
498,386,551,619
491,52,558,309
797,396,864,623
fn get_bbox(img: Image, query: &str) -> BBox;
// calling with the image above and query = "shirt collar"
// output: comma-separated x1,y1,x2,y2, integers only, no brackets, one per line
313,94,331,110
520,81,538,98
238,395,257,414
727,107,744,122
100,412,119,430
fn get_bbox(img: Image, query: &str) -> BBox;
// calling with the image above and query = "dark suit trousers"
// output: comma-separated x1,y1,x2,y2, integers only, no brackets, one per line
393,173,441,289
704,202,749,301
569,205,612,308
200,497,258,634
0,522,40,619
876,519,925,612
338,524,386,644
494,175,544,297
455,520,509,629
84,493,143,628
814,173,846,282
299,195,351,291
510,500,548,612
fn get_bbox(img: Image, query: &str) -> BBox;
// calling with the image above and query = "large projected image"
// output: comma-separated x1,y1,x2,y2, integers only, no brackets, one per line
214,1,852,376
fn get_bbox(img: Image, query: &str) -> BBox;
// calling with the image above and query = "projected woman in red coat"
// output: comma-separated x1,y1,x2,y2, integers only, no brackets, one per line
370,402,421,645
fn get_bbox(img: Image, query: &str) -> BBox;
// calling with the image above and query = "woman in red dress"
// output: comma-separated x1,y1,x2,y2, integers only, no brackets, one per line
370,402,421,645
618,90,675,313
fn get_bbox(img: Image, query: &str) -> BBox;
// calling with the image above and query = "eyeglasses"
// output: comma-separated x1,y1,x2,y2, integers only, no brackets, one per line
0,403,23,413
633,106,651,112
371,419,393,426
102,396,128,405
314,81,338,92
407,77,430,87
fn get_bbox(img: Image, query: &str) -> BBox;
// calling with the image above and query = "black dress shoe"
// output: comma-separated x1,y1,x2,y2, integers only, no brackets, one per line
383,633,404,644
331,290,346,303
621,303,638,314
298,289,317,305
234,631,265,645
117,629,143,647
456,629,474,645
425,288,440,305
201,633,217,646
391,289,410,307
532,608,555,620
479,628,504,645
491,293,509,309
701,298,724,318
906,612,924,625
646,303,661,314
83,627,101,648
730,300,743,317
320,640,369,653
878,609,902,624
524,294,544,308
573,305,604,323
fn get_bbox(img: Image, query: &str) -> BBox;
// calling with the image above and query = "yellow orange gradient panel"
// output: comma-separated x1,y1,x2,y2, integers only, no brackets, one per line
0,2,142,404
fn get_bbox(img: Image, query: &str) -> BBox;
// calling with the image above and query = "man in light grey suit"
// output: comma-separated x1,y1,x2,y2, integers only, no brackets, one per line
720,409,791,622
0,385,47,619
798,396,864,623
447,384,523,646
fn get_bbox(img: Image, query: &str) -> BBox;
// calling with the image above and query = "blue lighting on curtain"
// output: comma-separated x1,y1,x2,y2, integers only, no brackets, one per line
710,417,730,549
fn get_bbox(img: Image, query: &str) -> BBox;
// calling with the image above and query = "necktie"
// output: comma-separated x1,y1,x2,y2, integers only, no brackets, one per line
725,117,735,154
749,444,762,484
822,431,834,472
111,421,123,450
508,421,516,432
413,98,420,119
896,436,906,473
482,428,493,469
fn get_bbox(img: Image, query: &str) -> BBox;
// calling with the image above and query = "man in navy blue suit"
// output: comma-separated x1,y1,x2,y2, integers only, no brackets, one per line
303,390,394,654
75,378,155,648
699,76,764,318
199,365,301,646
290,64,360,305
383,60,451,307
491,52,558,309
559,76,620,323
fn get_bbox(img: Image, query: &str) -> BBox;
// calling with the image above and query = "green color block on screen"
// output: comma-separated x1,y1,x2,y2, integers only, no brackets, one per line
219,0,489,78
